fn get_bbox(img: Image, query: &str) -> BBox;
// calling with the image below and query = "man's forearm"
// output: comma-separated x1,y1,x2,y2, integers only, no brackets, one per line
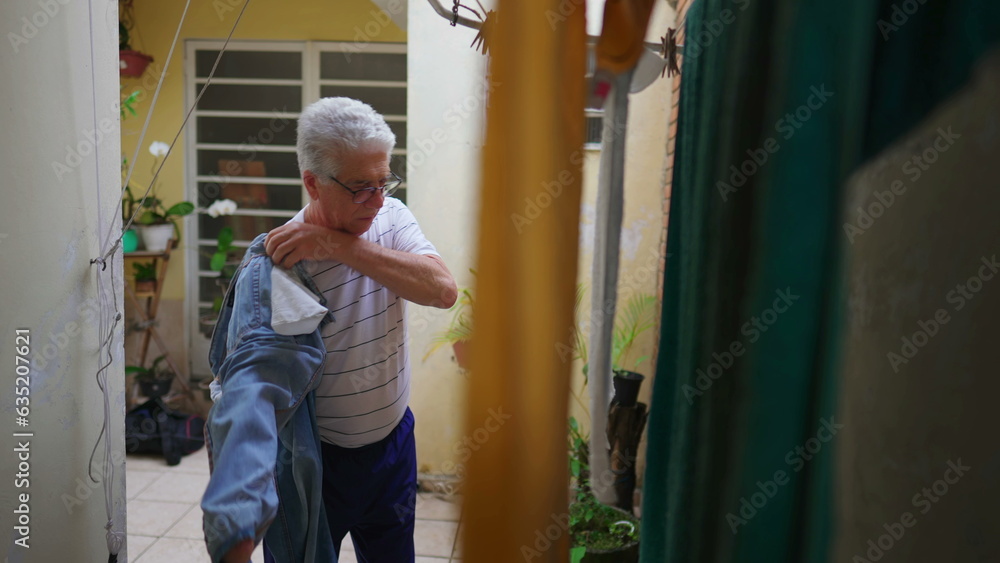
339,237,457,308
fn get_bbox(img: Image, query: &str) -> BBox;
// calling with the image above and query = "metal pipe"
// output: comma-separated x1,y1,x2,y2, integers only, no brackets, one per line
588,68,632,506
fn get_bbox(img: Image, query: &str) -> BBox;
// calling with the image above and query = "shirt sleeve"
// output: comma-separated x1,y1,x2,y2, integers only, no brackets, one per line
390,199,440,257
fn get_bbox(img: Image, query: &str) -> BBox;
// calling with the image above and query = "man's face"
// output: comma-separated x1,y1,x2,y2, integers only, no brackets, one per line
306,149,390,235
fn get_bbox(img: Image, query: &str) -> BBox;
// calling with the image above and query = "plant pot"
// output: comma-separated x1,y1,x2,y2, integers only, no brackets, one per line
612,371,645,407
199,313,219,339
135,279,156,294
452,340,470,370
119,49,153,78
139,223,174,252
122,228,140,252
573,505,640,563
138,377,172,399
581,540,639,563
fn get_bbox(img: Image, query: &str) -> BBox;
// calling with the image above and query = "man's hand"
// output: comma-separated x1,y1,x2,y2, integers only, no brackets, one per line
265,222,350,268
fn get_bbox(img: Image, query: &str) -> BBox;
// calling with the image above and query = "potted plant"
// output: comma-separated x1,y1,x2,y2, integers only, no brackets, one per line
132,261,157,294
199,200,241,336
609,293,658,406
568,416,640,562
125,354,174,399
570,290,656,511
119,1,153,77
425,283,474,369
134,141,195,251
571,292,658,402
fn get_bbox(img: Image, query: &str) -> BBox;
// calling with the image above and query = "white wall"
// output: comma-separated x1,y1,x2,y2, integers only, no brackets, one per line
407,0,488,472
406,0,674,475
0,0,127,560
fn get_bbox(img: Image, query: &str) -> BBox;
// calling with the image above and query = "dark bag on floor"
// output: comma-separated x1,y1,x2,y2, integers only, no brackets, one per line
125,398,205,466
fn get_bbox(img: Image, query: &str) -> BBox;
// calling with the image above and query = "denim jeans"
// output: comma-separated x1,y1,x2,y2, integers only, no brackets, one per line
202,233,338,562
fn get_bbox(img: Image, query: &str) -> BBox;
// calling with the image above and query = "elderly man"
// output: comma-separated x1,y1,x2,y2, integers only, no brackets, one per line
210,97,456,563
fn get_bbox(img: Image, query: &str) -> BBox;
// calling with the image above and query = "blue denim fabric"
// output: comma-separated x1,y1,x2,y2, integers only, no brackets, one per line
202,233,338,563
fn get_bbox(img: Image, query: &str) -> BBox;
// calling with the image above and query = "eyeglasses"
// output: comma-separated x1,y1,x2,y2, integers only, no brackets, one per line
327,172,403,204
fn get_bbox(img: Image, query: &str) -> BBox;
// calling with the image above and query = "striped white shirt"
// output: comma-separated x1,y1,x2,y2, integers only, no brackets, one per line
288,198,438,447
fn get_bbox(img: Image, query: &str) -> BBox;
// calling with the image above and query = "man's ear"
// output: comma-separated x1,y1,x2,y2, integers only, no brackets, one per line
303,171,320,201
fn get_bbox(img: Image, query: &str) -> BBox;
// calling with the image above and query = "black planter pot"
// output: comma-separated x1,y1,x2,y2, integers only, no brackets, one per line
578,505,640,563
581,541,639,563
139,377,173,399
612,371,645,407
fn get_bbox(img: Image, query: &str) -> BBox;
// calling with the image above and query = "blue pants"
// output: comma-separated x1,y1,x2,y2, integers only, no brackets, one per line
264,408,417,563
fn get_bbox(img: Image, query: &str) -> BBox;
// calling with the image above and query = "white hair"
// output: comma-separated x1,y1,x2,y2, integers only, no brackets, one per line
296,97,396,178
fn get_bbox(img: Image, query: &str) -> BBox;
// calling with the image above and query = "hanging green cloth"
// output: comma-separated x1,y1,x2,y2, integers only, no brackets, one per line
640,0,1000,561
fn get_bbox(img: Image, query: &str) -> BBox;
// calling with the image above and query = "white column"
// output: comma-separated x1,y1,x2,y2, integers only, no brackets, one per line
0,0,127,560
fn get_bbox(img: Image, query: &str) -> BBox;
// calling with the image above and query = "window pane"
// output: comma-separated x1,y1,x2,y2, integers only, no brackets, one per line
197,182,302,213
196,50,302,79
199,212,292,243
387,120,407,149
586,115,603,145
319,51,406,81
319,85,406,116
196,149,300,179
392,188,407,205
197,83,302,112
196,116,298,146
390,154,406,177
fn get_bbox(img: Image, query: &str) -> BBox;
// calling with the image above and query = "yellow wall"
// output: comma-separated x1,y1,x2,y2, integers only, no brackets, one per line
120,0,404,300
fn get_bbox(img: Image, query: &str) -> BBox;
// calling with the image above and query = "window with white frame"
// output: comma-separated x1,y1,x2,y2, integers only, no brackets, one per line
585,109,603,149
185,40,407,377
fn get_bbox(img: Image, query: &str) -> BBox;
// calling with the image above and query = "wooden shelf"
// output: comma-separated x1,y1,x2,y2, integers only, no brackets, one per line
123,239,193,407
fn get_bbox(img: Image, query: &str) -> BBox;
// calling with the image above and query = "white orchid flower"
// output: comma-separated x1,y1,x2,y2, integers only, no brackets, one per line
207,199,239,218
148,141,170,158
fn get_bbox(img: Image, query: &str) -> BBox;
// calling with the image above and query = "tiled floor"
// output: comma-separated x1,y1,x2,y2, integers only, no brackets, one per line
126,448,464,562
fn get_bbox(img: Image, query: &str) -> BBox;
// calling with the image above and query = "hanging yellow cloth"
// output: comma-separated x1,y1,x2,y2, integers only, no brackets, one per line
461,0,585,561
596,0,656,74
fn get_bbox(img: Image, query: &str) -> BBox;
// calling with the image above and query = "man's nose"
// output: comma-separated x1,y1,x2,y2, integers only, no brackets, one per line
364,189,386,208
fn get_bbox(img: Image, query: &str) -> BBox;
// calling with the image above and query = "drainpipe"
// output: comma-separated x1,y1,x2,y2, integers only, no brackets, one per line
588,68,633,506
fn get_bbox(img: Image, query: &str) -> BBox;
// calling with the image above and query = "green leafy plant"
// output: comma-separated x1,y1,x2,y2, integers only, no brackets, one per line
210,226,236,272
136,197,195,226
425,271,476,360
124,354,173,383
207,226,239,314
132,261,157,282
568,416,639,557
572,290,658,380
120,87,140,119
